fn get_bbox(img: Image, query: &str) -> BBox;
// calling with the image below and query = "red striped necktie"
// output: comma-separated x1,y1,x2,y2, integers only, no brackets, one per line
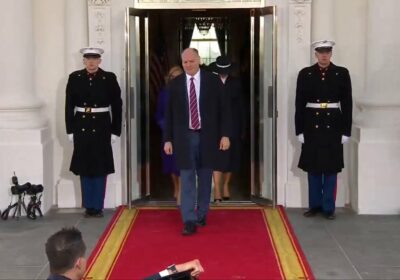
189,77,200,130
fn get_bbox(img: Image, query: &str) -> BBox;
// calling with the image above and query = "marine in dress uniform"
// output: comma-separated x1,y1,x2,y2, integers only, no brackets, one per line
65,47,122,217
295,40,352,220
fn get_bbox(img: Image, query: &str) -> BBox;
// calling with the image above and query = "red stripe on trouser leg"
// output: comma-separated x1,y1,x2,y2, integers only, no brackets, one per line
102,176,107,208
334,178,337,201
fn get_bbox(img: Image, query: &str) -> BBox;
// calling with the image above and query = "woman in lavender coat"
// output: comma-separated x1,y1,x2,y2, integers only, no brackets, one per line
155,66,183,205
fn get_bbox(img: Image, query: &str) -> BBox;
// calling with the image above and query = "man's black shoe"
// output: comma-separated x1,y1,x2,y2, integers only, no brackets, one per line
303,208,321,217
84,208,95,218
92,210,104,218
182,222,197,236
324,213,336,220
196,217,206,227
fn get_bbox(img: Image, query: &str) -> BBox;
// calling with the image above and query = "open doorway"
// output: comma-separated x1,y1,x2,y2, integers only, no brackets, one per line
126,7,276,206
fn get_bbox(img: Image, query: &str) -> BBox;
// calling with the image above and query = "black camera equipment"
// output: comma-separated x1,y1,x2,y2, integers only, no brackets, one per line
26,184,44,219
11,182,30,195
1,172,44,220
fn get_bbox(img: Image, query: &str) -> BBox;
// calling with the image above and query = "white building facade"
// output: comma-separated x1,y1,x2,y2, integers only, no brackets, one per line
1,0,399,214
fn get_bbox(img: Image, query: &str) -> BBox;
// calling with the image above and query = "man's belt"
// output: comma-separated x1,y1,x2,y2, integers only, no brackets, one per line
306,102,340,109
75,106,110,113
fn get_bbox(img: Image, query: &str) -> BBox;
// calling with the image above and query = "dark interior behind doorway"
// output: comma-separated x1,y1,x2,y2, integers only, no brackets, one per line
142,9,252,201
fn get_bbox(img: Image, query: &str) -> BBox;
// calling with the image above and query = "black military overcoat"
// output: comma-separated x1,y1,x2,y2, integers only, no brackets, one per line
295,63,352,173
65,68,122,176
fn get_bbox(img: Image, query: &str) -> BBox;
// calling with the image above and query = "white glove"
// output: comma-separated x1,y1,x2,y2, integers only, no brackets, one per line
68,134,73,142
341,135,350,144
297,133,304,144
111,134,119,144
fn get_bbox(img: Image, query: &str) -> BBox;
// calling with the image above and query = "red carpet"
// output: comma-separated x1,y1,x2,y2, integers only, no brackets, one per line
85,207,314,280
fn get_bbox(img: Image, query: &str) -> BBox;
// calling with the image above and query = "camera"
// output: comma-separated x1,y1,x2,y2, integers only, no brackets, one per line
10,182,43,195
26,184,44,195
10,172,44,196
11,183,30,195
2,172,44,220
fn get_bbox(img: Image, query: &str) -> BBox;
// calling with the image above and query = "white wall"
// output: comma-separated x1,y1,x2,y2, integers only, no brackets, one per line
33,0,66,207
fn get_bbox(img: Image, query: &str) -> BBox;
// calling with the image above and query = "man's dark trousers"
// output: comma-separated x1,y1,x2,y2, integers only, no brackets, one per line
180,131,212,223
308,173,337,214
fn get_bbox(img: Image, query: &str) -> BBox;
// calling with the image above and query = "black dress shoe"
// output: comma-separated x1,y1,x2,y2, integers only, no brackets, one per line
182,222,197,236
196,217,206,227
84,208,95,217
324,213,336,220
214,198,222,203
92,210,104,218
303,208,321,217
222,196,230,201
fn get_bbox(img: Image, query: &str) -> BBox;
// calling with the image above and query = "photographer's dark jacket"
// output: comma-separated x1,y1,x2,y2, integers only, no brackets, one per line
65,68,122,176
295,63,352,173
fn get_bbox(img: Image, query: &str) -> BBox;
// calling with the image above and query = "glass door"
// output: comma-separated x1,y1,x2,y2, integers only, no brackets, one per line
125,6,277,207
250,7,277,206
126,8,149,207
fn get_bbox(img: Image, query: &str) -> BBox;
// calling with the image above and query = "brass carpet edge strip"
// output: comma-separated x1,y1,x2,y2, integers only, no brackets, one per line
263,208,286,280
86,208,138,279
84,206,125,277
105,209,139,280
277,207,310,279
265,208,306,279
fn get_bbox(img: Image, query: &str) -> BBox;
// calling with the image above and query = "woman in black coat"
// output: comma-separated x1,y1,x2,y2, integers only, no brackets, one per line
210,56,245,202
65,47,122,217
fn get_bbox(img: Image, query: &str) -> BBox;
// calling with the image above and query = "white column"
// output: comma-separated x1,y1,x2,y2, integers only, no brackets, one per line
352,0,400,214
285,0,312,207
0,0,46,128
356,0,400,127
0,0,51,214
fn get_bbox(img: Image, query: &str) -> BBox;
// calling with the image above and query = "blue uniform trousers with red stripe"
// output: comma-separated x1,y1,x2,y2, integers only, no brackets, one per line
80,176,107,211
308,173,337,214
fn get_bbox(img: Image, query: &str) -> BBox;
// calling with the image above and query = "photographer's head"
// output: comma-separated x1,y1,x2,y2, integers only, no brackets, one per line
45,227,87,280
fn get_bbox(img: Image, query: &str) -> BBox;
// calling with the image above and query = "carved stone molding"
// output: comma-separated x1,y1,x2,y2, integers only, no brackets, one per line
88,1,111,68
294,7,305,43
289,0,311,44
88,0,110,6
89,8,108,46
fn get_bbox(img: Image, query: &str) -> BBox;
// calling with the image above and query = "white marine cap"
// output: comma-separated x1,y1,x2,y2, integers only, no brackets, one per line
79,47,104,57
311,40,335,51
